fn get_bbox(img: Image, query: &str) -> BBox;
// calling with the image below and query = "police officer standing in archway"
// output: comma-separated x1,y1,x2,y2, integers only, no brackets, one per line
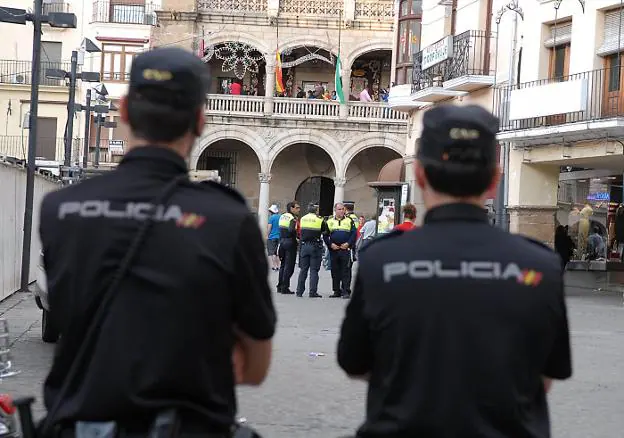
277,201,301,294
295,203,326,298
37,47,276,437
337,105,572,437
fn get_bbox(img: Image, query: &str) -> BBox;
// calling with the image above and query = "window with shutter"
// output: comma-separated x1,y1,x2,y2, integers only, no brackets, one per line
597,8,624,56
544,22,572,48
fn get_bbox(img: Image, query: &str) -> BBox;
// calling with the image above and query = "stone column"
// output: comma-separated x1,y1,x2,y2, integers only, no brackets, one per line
333,177,346,205
339,67,351,119
258,172,272,233
264,59,276,115
506,147,559,246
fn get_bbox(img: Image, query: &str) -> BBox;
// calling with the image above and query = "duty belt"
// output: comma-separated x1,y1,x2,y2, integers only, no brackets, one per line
301,240,322,245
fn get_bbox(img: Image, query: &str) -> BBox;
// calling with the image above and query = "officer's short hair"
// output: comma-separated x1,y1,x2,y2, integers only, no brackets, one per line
418,105,499,197
308,203,319,213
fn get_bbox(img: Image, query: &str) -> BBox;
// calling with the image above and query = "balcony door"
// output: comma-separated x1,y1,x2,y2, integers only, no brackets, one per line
546,44,570,125
603,54,624,117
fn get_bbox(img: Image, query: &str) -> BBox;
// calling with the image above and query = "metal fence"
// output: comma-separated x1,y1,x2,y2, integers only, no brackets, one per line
412,29,494,93
493,67,624,132
0,59,72,87
91,0,157,25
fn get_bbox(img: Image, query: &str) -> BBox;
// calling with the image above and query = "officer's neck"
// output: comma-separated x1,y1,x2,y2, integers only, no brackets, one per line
424,192,487,211
126,135,194,160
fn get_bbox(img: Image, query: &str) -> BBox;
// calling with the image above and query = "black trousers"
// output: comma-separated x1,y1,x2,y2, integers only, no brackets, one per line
296,242,323,295
277,240,297,292
330,250,351,296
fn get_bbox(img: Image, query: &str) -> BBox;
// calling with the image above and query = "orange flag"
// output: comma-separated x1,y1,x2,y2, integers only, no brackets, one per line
275,52,285,94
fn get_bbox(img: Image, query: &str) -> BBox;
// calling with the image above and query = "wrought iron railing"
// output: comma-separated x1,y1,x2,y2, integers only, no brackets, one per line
0,136,68,161
412,30,494,93
42,1,71,14
91,0,157,25
494,67,624,132
0,59,72,87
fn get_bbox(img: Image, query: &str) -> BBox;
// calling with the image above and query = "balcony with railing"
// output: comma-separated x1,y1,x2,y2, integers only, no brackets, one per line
412,30,495,102
494,67,624,144
0,60,72,87
91,0,157,25
42,1,71,14
205,94,408,122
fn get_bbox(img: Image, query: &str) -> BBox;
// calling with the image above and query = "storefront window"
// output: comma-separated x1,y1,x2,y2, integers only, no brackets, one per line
557,172,623,262
399,0,422,17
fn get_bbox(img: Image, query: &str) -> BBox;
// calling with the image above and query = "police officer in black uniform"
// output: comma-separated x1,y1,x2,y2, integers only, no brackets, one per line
337,104,572,438
295,203,326,298
38,47,276,437
276,201,300,294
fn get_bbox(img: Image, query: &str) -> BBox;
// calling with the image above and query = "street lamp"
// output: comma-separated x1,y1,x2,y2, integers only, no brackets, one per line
45,38,101,168
94,114,117,168
0,0,77,292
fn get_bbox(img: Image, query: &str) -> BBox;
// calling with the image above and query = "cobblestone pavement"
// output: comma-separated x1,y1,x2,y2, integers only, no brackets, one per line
0,267,623,437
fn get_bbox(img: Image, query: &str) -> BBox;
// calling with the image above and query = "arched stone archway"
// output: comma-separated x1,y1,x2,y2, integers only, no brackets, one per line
268,130,342,174
192,126,268,172
342,136,405,218
342,133,405,173
276,36,338,58
346,40,393,69
204,32,270,59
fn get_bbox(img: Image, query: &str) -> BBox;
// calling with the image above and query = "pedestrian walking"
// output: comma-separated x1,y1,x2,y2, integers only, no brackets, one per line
267,204,281,271
36,47,275,437
277,201,300,294
324,203,356,298
337,104,571,437
296,203,326,298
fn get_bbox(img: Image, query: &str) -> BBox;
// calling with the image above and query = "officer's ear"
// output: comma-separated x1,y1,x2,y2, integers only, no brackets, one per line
193,107,205,137
119,96,130,124
415,162,427,190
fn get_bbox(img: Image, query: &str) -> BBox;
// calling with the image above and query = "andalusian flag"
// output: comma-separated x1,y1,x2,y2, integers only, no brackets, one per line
275,52,285,94
334,54,345,104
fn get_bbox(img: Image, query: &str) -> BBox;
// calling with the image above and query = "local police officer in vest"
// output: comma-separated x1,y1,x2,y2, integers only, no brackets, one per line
37,47,276,437
324,202,357,298
337,104,572,438
343,201,360,284
295,203,327,298
277,201,301,294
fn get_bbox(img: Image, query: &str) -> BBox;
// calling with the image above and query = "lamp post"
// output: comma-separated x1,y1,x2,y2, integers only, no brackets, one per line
0,0,77,292
94,114,117,168
45,41,101,168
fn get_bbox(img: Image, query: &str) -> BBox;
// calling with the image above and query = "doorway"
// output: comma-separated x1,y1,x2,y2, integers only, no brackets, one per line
36,117,57,160
603,54,623,117
295,176,335,217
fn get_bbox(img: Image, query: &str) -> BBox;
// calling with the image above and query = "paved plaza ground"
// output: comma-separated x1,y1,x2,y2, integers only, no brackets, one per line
0,267,623,437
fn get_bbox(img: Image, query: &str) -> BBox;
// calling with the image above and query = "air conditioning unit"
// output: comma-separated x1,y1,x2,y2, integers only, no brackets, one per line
11,74,26,84
144,13,156,25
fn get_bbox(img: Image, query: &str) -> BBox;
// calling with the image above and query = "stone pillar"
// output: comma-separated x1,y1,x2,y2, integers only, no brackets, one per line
333,177,346,205
264,59,276,115
258,172,272,233
339,67,351,118
403,155,425,225
506,147,559,246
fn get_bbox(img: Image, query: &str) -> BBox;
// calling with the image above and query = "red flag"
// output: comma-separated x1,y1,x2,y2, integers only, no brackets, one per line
275,52,285,94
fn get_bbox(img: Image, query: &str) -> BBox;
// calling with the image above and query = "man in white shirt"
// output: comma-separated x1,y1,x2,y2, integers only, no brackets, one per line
359,87,372,102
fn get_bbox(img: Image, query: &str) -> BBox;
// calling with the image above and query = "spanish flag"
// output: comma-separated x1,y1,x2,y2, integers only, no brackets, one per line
275,52,285,94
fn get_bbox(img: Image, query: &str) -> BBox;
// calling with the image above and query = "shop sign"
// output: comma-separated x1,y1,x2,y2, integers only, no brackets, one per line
109,140,125,155
587,192,610,201
421,36,453,70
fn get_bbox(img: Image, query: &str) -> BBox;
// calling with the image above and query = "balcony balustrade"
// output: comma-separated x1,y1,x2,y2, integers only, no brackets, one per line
42,1,71,14
495,67,624,143
0,60,72,87
412,30,495,102
91,0,157,25
205,94,408,122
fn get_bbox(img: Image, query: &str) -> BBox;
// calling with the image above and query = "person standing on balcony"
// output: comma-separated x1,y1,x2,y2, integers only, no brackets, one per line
296,86,305,98
314,82,324,99
229,79,242,95
296,203,326,298
277,201,301,294
359,86,373,102
324,203,356,299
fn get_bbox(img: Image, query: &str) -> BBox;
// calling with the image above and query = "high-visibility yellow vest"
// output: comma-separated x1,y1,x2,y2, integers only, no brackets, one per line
279,212,295,229
300,213,324,230
347,213,359,229
326,216,353,232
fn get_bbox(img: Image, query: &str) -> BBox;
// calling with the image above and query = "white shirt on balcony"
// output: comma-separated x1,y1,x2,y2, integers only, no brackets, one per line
359,88,372,102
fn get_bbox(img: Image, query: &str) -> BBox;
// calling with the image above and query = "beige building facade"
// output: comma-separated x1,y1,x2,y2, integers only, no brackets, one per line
495,0,624,256
152,0,409,227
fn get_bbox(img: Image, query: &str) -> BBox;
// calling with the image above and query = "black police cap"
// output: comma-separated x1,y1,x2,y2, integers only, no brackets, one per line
129,47,211,108
417,104,499,170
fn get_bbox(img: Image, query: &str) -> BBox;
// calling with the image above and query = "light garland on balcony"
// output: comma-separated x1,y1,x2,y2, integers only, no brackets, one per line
202,41,264,80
